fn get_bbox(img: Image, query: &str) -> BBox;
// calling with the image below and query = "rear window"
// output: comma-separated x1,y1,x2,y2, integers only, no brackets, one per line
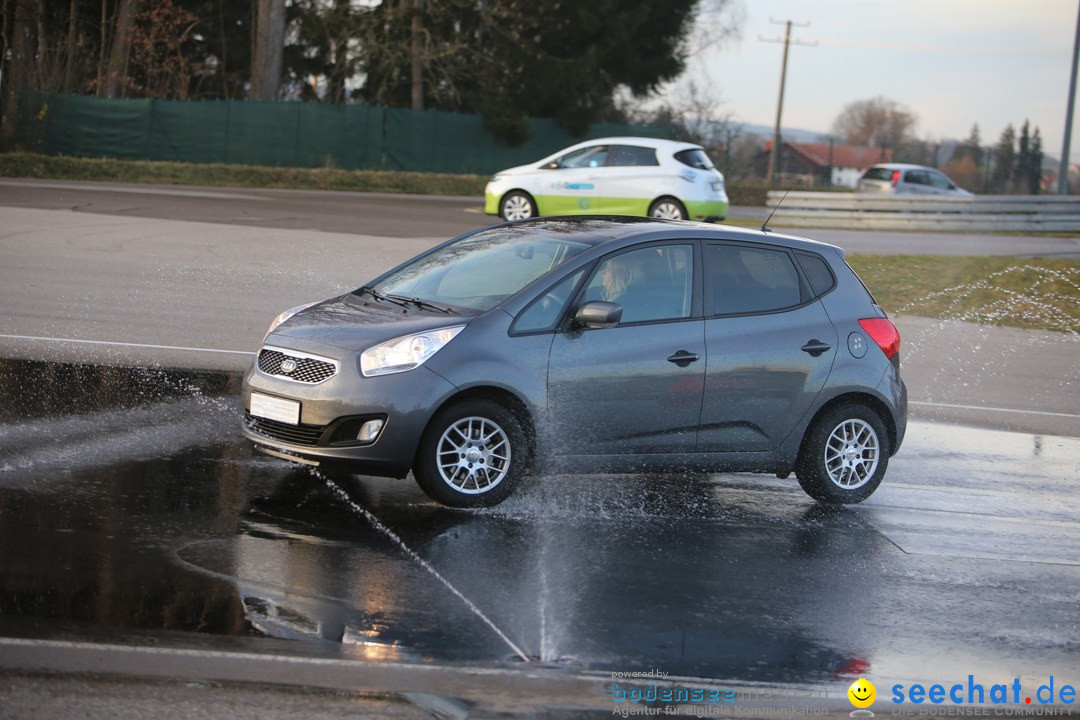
861,167,893,181
609,145,659,167
707,244,803,316
796,252,836,297
674,149,715,170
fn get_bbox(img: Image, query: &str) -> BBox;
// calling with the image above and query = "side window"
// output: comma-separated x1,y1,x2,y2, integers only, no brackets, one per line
583,245,694,324
795,252,836,297
609,145,659,167
674,148,715,170
707,244,803,316
512,270,585,334
558,145,609,169
928,171,953,189
905,170,929,186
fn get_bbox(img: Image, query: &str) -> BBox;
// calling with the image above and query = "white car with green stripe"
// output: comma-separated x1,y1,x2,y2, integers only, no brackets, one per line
484,137,729,223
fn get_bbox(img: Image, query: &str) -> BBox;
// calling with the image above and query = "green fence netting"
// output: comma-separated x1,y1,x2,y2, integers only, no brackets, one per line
16,92,669,175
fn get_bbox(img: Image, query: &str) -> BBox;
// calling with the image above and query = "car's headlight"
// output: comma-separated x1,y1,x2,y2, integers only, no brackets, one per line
264,302,318,341
360,325,465,377
711,180,724,192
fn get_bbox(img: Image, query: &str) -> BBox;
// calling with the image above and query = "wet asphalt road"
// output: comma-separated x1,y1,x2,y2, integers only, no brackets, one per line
1,181,1079,716
1,358,1079,717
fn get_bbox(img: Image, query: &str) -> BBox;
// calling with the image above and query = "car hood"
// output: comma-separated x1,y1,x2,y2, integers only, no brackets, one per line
266,293,470,352
493,163,541,177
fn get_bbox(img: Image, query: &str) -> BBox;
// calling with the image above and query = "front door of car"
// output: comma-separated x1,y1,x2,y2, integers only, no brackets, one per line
547,243,705,455
541,145,606,215
697,242,837,453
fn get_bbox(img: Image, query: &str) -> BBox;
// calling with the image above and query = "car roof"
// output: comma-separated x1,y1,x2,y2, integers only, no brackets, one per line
559,136,704,153
489,217,843,256
867,163,939,171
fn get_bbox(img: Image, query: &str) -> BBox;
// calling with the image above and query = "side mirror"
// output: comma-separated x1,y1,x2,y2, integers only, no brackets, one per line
573,301,622,329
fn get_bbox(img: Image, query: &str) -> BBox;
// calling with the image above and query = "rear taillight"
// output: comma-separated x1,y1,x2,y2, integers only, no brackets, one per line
890,170,901,188
858,318,900,360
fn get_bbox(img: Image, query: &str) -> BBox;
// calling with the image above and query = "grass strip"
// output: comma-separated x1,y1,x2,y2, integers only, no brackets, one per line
848,254,1080,334
0,152,489,196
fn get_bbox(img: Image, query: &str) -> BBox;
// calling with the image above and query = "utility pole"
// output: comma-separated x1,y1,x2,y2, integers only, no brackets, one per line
1059,0,1080,194
761,19,816,187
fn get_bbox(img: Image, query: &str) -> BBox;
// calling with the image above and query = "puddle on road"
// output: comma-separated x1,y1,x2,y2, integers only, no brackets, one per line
0,357,1077,690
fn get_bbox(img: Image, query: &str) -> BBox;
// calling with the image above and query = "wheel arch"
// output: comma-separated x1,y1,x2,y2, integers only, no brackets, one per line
415,385,537,468
648,195,688,219
500,189,539,217
798,392,898,461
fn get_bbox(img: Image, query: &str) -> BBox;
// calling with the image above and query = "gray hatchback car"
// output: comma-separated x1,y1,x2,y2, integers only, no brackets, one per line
242,217,907,507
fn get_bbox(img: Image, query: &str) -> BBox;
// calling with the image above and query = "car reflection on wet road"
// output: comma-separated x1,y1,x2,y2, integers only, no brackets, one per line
1,358,1079,711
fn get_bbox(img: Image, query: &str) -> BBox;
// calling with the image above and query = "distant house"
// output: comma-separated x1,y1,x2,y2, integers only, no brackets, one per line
755,141,892,187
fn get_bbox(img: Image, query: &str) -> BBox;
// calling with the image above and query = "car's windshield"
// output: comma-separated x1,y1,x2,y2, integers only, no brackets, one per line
371,228,592,312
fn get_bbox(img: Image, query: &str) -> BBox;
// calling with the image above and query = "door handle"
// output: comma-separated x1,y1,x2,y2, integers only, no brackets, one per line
667,350,700,367
801,340,832,357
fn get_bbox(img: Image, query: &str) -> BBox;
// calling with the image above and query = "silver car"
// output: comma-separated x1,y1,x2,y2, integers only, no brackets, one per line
857,163,972,197
242,218,907,508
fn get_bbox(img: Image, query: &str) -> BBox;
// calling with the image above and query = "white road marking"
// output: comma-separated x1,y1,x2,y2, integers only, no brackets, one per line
910,400,1080,420
0,333,255,355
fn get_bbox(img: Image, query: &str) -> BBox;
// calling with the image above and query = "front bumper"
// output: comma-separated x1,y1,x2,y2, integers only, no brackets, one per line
241,352,458,478
483,189,501,215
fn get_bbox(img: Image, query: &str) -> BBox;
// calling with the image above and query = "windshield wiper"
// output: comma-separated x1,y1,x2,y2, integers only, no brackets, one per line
386,294,455,314
359,286,409,309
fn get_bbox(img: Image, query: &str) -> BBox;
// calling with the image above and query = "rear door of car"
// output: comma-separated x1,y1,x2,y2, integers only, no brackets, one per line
697,242,837,453
547,242,705,455
902,169,933,194
594,144,662,215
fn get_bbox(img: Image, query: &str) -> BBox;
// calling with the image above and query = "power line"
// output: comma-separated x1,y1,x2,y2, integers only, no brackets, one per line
760,18,817,187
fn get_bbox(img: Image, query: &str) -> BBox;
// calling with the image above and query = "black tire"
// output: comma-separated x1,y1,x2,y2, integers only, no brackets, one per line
795,403,890,504
500,191,537,221
414,398,530,508
648,197,688,221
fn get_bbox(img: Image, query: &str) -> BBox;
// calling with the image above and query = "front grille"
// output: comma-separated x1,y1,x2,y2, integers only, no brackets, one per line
245,412,326,447
258,348,337,384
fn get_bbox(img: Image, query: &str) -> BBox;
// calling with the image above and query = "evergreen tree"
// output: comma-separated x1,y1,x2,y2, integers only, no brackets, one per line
957,124,983,167
1014,120,1031,194
358,0,715,140
1028,127,1044,194
990,124,1016,194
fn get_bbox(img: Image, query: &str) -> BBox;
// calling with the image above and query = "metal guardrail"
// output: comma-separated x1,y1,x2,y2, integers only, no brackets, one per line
765,191,1080,232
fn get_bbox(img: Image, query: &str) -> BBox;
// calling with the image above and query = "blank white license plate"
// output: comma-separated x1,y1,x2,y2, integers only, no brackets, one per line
250,392,300,425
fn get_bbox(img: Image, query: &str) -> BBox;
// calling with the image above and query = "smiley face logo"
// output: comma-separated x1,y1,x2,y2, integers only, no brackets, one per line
848,678,876,709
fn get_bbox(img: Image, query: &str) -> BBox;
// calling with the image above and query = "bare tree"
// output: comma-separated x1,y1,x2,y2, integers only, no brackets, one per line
831,96,918,153
251,0,285,100
1,0,36,147
102,0,138,98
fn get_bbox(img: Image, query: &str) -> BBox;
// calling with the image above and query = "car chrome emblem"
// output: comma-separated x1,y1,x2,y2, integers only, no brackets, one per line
280,358,298,374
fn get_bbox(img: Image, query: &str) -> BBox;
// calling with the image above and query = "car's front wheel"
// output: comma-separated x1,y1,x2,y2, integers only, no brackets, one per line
648,197,688,221
795,403,890,504
414,398,530,507
500,191,537,221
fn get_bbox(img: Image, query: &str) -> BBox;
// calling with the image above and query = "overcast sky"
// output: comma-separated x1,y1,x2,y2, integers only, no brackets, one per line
661,0,1080,163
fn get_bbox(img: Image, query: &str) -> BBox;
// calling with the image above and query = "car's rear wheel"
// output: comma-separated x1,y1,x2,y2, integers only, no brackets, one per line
414,398,530,507
648,197,688,221
500,191,537,221
795,403,889,504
